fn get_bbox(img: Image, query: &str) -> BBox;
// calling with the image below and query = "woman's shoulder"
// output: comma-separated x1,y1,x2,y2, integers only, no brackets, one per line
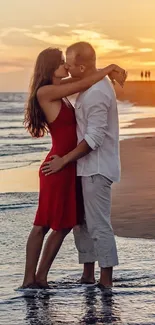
37,84,55,102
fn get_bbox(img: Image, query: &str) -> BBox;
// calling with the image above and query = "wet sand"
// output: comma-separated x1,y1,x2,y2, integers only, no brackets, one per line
124,117,155,129
111,136,155,239
115,81,155,106
0,165,39,193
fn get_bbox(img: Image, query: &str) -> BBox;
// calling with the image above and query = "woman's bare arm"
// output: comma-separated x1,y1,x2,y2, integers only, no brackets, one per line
37,64,125,102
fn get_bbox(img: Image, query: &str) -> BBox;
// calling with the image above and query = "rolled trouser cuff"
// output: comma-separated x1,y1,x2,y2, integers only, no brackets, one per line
78,251,97,264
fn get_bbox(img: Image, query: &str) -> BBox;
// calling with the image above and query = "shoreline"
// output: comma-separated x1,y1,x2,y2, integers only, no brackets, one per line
123,117,155,129
0,114,155,240
115,81,155,106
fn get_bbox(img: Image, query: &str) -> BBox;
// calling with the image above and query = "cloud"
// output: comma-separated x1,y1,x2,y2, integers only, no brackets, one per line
139,48,153,53
24,28,134,54
0,27,29,38
56,23,70,28
0,25,71,48
33,25,54,29
25,31,67,46
33,23,70,29
1,25,154,74
72,29,102,39
0,26,133,55
141,61,155,66
0,26,135,74
71,30,133,53
76,22,100,30
138,37,155,44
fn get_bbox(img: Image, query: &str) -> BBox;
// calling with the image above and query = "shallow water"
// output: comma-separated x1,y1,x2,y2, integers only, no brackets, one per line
0,193,155,325
1,93,155,171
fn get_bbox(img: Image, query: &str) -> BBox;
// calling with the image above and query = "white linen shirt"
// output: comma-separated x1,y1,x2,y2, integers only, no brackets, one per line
75,77,121,182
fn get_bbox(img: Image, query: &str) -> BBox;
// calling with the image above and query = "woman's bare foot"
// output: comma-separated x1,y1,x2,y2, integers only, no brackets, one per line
36,282,50,289
20,283,41,289
35,276,50,289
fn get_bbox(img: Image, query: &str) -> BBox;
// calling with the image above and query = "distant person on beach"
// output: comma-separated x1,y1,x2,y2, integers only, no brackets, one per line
145,71,148,80
141,71,144,80
21,45,126,289
41,42,125,288
148,71,151,79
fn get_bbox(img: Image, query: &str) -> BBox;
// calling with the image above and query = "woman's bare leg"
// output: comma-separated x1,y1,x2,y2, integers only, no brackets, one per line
22,225,48,287
35,229,71,288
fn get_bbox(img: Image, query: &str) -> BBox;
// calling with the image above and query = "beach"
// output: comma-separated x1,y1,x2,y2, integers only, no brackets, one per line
1,128,155,239
0,84,155,239
112,81,155,239
115,80,155,106
112,136,155,239
1,85,155,325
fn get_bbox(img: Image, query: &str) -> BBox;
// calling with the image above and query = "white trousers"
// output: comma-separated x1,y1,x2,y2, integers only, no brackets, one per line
73,175,118,268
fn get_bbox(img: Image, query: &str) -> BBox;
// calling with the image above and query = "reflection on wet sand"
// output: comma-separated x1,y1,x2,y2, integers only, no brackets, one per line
24,285,122,325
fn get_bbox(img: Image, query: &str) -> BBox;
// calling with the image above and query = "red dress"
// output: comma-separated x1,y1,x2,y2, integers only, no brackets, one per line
34,99,84,231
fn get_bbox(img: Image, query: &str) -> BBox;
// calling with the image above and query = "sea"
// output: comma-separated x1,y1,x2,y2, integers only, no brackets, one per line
0,92,155,325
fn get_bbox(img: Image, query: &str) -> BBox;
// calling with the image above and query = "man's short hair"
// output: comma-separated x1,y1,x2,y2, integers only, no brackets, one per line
66,42,96,66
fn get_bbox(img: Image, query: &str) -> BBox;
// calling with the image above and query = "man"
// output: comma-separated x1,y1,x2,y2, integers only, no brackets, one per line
43,42,121,288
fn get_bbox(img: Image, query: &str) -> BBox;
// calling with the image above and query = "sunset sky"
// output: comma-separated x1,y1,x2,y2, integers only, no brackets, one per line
0,0,155,91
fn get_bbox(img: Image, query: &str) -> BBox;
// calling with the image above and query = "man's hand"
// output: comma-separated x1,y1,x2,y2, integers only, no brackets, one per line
41,155,65,175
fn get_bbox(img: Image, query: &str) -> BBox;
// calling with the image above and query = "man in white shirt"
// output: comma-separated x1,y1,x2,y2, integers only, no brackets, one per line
43,42,121,287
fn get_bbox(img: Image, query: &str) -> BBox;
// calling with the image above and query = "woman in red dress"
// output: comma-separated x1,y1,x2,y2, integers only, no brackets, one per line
22,47,125,289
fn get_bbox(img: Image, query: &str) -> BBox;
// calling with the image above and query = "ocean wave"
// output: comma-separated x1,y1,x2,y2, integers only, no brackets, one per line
0,203,36,210
0,107,24,115
0,116,23,121
0,145,48,156
0,160,41,171
0,135,32,140
0,92,27,103
0,93,154,175
0,126,24,130
0,192,38,205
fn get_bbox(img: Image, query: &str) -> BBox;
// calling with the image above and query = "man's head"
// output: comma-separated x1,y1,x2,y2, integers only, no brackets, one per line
66,42,96,78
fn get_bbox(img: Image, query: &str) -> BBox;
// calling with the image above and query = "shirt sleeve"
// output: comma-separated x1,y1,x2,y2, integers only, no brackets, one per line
83,89,110,150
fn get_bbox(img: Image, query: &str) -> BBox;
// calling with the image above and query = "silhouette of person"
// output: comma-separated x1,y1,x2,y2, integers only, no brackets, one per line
141,71,144,80
145,71,148,80
148,71,151,80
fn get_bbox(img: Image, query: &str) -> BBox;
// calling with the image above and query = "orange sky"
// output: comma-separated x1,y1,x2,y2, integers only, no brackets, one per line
0,0,155,91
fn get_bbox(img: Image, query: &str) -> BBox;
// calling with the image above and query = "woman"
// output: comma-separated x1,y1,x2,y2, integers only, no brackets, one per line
22,47,125,289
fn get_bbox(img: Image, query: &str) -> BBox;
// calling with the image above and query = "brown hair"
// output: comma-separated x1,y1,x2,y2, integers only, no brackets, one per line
66,42,96,66
24,47,62,137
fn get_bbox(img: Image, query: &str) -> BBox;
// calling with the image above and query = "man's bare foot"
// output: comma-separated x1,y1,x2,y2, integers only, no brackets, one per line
80,262,95,284
99,267,113,287
97,282,112,295
97,282,112,289
79,276,95,284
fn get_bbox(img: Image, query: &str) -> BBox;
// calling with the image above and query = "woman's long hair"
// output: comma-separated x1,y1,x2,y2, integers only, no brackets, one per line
24,48,62,137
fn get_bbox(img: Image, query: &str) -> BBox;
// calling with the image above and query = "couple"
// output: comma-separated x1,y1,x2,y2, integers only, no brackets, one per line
22,42,125,290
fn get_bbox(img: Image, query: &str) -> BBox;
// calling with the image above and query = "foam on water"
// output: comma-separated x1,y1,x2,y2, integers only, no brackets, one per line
0,93,155,171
